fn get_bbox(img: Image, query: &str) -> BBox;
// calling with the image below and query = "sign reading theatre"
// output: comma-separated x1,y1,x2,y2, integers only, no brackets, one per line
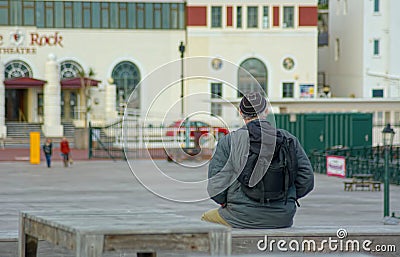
0,29,64,55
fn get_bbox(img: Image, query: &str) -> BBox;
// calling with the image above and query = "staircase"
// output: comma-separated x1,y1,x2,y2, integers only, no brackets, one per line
62,122,75,139
6,122,43,138
3,122,76,148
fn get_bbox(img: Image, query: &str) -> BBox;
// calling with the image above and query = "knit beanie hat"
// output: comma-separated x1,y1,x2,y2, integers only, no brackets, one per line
239,92,267,117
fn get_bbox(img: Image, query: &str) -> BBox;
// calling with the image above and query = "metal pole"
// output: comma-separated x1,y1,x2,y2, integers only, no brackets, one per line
179,41,184,118
384,144,390,216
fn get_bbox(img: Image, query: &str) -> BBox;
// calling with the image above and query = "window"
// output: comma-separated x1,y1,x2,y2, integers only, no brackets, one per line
23,1,35,26
10,0,22,25
376,111,383,125
137,3,144,28
73,2,82,28
1,1,184,29
35,1,44,28
37,93,44,116
373,39,380,56
128,3,136,28
385,111,390,124
154,3,162,29
263,6,269,28
45,2,54,27
161,3,170,29
60,61,83,79
64,2,73,28
170,3,178,29
237,58,268,97
119,3,127,28
178,3,185,29
394,112,400,125
0,0,9,25
211,83,222,98
236,6,242,28
112,61,141,107
211,103,222,117
4,61,33,79
374,0,380,13
110,3,118,28
334,38,340,61
247,6,258,28
54,2,64,28
372,89,384,98
145,3,153,29
282,83,294,98
211,6,222,28
83,2,91,28
211,83,222,116
283,7,294,28
91,2,100,28
100,3,109,28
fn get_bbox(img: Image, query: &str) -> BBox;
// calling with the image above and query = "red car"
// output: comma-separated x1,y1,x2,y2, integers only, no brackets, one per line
165,120,229,138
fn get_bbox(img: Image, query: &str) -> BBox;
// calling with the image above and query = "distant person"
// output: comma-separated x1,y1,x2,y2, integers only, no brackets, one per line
42,138,53,168
60,137,71,167
203,92,314,228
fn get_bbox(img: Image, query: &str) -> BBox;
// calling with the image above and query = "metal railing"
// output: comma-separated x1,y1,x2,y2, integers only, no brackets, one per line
89,119,220,160
310,145,400,185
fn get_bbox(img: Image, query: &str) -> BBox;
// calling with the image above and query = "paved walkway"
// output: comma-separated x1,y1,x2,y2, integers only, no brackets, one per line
0,159,399,256
0,148,89,161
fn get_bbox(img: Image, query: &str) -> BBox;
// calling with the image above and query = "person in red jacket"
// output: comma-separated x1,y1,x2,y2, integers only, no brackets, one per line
60,137,71,167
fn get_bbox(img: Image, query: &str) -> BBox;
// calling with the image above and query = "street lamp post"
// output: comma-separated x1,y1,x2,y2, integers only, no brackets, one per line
179,41,185,118
178,41,190,148
382,123,395,217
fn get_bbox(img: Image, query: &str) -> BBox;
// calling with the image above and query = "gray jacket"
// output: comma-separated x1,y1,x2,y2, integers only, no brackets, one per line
207,121,314,229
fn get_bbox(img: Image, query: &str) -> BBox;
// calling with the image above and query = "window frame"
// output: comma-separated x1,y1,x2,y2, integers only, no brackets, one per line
282,82,295,98
283,6,295,28
211,6,222,28
262,6,269,29
247,6,258,28
373,39,380,57
373,0,380,13
236,6,242,28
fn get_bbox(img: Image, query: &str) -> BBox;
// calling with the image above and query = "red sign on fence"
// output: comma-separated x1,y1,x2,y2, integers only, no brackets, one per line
326,155,346,178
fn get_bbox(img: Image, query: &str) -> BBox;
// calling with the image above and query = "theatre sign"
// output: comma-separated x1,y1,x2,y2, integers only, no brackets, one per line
0,29,63,55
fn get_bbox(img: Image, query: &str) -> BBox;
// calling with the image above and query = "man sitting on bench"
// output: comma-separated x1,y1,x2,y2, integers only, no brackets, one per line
202,93,314,229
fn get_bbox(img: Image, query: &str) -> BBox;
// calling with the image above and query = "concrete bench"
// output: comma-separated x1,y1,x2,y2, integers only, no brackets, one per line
231,226,400,255
19,210,230,257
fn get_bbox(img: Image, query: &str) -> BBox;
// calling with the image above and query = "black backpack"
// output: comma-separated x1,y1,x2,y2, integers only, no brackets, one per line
238,130,298,204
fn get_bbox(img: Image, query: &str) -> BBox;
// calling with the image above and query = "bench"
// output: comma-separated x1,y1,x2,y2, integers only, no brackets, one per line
231,226,400,255
370,181,382,191
343,181,354,191
19,210,230,257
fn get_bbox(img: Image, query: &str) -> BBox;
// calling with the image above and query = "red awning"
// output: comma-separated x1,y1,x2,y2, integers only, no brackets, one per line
4,77,47,89
61,77,101,89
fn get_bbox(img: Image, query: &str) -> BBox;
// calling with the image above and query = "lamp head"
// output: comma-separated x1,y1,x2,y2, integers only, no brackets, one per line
382,123,395,146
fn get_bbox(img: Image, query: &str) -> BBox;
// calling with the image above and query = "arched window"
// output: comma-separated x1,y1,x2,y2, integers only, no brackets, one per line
237,58,267,97
4,60,33,79
112,61,141,107
60,60,83,79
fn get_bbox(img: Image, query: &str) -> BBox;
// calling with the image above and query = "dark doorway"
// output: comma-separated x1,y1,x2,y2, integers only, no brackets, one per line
5,89,27,121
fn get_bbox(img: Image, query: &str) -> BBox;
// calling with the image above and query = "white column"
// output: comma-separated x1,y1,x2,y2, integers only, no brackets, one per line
0,61,7,138
105,84,118,121
42,54,63,137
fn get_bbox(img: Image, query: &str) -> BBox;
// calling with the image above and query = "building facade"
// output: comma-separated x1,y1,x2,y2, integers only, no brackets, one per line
321,0,400,98
0,0,318,137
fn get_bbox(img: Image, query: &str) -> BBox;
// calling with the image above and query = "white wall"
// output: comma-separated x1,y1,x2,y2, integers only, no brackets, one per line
327,0,364,97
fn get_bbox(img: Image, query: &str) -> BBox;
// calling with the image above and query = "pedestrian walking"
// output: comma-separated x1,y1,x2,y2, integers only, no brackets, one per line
203,92,314,228
60,137,71,167
42,138,53,168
